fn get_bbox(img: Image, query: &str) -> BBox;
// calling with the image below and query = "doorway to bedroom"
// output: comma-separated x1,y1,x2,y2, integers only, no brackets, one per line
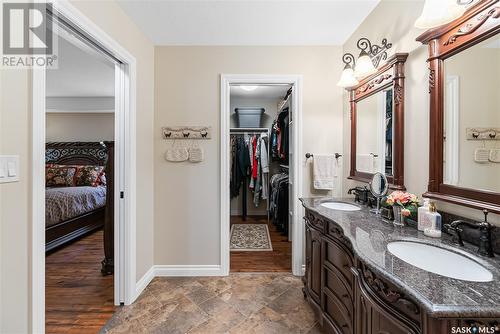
44,21,117,332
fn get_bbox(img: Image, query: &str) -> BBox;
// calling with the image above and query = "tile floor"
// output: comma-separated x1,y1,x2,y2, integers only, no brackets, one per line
100,273,323,334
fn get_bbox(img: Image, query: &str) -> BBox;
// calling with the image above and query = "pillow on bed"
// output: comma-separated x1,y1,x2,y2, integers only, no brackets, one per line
46,166,77,187
74,165,105,187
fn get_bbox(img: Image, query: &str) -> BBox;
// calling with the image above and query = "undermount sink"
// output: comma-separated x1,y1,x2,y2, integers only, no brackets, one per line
320,201,361,211
387,241,493,282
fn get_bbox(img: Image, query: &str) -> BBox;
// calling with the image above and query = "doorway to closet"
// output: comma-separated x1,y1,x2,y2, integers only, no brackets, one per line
228,84,294,272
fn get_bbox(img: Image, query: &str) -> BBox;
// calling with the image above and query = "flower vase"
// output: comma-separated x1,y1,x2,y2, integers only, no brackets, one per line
392,206,405,226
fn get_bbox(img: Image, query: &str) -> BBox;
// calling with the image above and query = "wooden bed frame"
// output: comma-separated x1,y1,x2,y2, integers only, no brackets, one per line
45,141,114,275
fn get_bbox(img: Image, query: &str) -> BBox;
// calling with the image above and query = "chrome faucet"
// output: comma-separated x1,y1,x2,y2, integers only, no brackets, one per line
448,210,494,258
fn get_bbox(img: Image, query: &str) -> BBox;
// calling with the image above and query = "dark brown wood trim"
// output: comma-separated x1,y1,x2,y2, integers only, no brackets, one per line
418,0,500,212
348,53,409,190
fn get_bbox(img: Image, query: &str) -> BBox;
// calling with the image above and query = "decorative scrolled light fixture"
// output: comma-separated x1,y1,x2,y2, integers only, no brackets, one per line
336,53,358,88
337,37,392,88
415,0,474,29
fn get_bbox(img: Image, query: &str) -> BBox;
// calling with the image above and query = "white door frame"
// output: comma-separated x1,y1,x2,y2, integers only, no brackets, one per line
220,74,304,276
31,1,137,332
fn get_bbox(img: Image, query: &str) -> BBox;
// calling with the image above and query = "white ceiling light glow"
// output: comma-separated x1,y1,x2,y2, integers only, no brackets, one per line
240,86,259,92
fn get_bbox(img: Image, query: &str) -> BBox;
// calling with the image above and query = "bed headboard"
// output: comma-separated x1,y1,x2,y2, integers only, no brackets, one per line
45,142,112,166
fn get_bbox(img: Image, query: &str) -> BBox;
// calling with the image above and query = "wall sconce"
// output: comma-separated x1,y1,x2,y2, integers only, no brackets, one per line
337,37,392,88
415,0,474,29
336,53,358,88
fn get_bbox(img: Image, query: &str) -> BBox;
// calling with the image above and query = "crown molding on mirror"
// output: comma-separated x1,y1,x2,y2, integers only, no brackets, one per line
348,53,409,191
417,0,500,213
417,0,500,59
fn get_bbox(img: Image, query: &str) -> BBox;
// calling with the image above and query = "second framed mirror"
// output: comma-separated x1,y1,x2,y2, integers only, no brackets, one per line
349,53,408,190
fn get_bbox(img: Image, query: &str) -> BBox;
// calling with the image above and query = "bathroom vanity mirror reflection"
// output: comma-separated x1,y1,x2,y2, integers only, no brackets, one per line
348,53,408,190
356,88,394,176
417,0,500,213
443,35,500,193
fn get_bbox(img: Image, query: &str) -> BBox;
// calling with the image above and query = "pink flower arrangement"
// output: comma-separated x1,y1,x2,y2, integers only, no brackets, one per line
385,191,418,217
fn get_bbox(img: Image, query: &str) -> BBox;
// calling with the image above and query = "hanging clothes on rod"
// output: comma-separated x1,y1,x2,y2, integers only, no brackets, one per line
269,171,289,234
271,107,290,163
230,128,270,220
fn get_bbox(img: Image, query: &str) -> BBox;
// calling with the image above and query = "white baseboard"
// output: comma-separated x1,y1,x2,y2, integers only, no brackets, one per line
134,266,155,300
155,265,224,277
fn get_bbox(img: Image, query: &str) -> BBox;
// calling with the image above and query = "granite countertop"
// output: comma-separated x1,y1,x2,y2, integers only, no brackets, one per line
300,197,500,318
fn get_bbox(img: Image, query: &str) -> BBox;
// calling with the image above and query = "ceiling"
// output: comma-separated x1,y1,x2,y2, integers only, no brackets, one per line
117,0,380,46
230,85,291,99
46,34,115,97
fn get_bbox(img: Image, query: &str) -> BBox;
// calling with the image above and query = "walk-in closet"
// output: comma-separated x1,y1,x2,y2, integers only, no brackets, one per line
228,84,293,272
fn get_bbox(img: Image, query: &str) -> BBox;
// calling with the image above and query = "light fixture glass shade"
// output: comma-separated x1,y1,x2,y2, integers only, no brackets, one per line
337,67,359,88
415,0,466,29
354,54,377,79
240,85,259,91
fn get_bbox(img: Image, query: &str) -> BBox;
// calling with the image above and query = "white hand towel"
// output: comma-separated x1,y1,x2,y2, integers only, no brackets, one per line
313,155,335,190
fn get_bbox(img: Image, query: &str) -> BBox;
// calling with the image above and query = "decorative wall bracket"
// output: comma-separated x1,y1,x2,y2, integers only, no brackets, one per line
162,126,212,139
357,37,393,68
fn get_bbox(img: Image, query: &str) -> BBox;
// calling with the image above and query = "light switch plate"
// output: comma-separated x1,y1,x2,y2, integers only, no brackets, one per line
0,156,20,183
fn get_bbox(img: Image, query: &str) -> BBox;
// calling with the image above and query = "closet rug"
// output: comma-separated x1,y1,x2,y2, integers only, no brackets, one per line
230,224,273,251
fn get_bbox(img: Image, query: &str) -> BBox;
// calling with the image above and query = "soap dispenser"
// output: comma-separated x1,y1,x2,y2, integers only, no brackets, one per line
423,202,442,238
417,198,430,231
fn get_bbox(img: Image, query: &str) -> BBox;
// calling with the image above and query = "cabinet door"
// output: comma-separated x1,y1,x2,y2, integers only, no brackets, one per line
355,274,419,334
305,224,322,303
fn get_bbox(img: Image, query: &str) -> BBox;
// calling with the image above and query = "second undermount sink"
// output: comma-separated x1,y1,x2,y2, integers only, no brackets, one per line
387,241,493,282
320,201,361,211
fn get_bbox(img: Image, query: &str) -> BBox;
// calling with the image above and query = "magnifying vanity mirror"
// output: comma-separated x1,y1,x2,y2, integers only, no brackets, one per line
349,53,408,190
417,1,500,213
369,172,388,215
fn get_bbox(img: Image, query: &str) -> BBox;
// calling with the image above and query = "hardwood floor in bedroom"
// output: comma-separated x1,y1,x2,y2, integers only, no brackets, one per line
230,216,292,272
46,230,115,334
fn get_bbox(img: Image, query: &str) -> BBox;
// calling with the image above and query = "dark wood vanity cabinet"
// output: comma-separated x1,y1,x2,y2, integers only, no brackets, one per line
303,209,498,334
304,210,419,334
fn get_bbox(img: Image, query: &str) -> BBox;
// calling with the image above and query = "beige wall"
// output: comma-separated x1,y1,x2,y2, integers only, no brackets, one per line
46,113,115,142
154,46,344,266
342,0,499,224
0,68,31,334
0,0,155,331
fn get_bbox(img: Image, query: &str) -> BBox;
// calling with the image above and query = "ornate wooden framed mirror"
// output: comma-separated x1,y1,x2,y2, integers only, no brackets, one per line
417,0,500,213
349,53,408,190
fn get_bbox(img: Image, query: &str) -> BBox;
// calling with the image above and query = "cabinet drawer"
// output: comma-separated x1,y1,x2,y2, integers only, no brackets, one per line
324,266,353,319
324,289,353,334
323,238,354,289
